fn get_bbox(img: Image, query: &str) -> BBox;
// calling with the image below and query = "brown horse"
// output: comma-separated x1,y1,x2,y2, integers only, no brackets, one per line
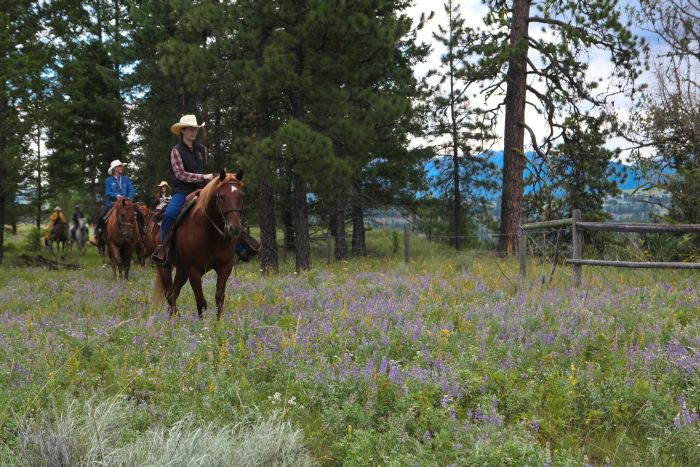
47,222,67,253
154,170,244,319
134,202,151,266
104,199,140,280
143,211,159,261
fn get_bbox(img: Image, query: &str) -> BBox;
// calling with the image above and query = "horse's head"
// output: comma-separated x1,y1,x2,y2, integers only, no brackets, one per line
215,170,245,239
196,170,245,240
114,198,136,240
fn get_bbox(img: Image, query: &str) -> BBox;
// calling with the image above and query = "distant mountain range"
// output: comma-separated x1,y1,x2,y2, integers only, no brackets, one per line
426,150,648,194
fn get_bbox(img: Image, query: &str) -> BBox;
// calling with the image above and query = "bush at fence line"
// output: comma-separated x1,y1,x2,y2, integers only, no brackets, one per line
642,233,699,262
391,230,400,255
24,227,43,252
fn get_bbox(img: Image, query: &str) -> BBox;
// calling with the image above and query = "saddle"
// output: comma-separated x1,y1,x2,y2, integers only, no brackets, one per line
151,190,202,227
155,189,260,262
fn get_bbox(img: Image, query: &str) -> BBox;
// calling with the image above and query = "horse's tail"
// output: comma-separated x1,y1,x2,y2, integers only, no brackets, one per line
152,266,170,305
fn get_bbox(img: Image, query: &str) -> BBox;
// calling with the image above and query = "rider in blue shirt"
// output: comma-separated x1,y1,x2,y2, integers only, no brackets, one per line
96,159,137,236
105,160,135,206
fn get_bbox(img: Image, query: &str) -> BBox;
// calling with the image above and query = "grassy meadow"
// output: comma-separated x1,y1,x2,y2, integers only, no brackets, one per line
0,226,699,465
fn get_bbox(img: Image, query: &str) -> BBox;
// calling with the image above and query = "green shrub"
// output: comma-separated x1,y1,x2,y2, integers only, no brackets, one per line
24,227,43,252
391,230,400,255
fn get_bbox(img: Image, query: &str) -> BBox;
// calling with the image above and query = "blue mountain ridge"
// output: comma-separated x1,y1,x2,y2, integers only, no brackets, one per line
425,150,645,195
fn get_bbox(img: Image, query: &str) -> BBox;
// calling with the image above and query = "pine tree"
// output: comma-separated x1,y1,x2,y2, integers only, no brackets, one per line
628,0,700,226
468,0,645,254
44,0,130,203
528,114,621,222
0,0,44,262
429,0,497,250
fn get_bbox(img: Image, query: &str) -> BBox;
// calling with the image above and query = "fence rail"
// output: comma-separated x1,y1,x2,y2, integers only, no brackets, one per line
519,209,700,285
567,259,700,269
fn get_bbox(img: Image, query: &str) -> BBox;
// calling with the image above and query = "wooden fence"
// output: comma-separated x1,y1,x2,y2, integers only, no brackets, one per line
519,209,700,285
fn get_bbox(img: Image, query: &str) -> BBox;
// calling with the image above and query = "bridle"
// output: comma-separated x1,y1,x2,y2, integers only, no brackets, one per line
116,202,135,240
205,181,244,240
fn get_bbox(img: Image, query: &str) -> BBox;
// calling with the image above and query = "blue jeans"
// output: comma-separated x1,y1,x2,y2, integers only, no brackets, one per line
161,192,186,241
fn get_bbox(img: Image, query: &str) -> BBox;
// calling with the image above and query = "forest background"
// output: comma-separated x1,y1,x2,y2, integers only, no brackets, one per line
1,0,698,268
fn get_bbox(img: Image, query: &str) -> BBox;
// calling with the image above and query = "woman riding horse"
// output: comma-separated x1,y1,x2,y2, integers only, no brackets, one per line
152,115,213,266
45,206,65,244
154,170,244,319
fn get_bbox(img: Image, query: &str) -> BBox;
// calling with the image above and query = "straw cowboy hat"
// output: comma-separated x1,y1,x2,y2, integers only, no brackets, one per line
108,159,125,175
158,180,170,188
170,114,205,135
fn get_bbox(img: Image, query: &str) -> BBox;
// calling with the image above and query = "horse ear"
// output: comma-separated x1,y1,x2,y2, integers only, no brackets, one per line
235,170,244,181
219,169,226,181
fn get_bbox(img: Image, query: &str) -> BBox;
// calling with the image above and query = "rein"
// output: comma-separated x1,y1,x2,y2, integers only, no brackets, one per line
203,182,243,240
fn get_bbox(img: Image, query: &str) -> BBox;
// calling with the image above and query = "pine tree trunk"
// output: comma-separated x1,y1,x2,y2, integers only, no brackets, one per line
0,166,5,264
293,174,311,272
448,2,461,251
498,0,531,255
256,90,278,274
334,198,346,261
35,124,42,229
282,208,295,251
290,45,312,271
258,179,278,275
351,201,366,257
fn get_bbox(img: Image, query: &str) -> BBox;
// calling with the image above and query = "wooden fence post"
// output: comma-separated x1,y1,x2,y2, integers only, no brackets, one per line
518,227,526,282
572,209,582,286
404,225,410,265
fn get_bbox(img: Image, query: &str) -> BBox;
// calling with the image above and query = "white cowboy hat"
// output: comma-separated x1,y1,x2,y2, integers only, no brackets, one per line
54,206,62,211
170,114,205,135
108,159,125,175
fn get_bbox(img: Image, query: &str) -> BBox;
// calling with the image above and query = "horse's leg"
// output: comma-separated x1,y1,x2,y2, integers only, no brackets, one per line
123,246,132,280
108,243,120,280
188,269,208,319
167,266,189,317
214,261,234,320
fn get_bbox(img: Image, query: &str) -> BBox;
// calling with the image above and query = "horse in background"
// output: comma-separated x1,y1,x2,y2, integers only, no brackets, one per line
143,208,160,262
47,222,67,253
134,202,151,266
69,217,89,255
104,198,140,280
154,170,244,319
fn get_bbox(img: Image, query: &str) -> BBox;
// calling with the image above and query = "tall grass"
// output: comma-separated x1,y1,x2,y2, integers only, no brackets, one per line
14,396,313,466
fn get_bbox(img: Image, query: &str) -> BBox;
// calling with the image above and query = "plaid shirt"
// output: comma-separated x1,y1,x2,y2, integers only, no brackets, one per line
170,146,209,184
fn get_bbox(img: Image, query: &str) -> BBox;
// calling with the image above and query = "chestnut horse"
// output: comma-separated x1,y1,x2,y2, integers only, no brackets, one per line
134,202,151,266
154,170,244,319
104,199,140,280
47,222,67,253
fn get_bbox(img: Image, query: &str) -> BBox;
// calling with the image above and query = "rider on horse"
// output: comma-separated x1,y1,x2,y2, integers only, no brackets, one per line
45,206,65,242
155,180,172,206
70,205,85,240
96,159,138,237
151,115,214,266
151,115,261,266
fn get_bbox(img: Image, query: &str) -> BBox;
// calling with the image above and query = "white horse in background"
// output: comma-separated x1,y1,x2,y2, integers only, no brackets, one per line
69,217,89,255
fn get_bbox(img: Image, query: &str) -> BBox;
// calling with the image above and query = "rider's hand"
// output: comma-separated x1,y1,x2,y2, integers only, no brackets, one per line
116,195,124,199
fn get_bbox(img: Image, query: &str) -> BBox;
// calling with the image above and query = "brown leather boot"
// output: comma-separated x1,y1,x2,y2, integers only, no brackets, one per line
151,230,173,266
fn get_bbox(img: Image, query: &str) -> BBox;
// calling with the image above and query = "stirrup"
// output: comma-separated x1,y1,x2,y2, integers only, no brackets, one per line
151,245,169,266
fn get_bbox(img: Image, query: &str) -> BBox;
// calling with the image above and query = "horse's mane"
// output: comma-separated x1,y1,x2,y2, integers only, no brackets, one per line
193,173,242,217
